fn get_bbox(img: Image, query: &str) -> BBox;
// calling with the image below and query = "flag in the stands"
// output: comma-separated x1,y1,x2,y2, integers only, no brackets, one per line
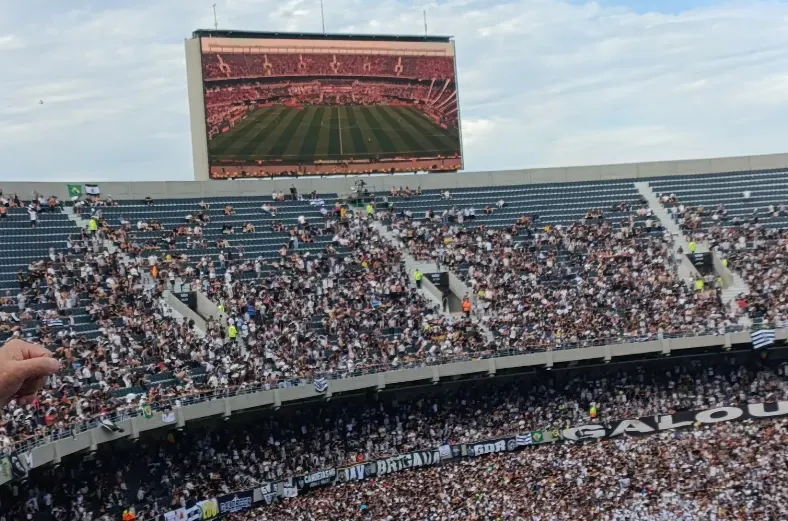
314,377,328,393
99,417,124,433
751,329,775,349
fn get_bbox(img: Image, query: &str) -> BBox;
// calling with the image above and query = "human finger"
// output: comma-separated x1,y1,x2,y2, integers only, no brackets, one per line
15,394,36,406
17,342,54,360
14,357,60,381
15,375,48,398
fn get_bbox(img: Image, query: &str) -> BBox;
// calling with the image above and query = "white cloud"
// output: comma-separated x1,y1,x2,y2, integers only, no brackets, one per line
1,0,788,181
461,118,496,147
0,34,24,50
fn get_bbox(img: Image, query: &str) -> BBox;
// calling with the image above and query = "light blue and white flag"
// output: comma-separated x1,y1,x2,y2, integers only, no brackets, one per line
314,377,328,393
751,329,775,349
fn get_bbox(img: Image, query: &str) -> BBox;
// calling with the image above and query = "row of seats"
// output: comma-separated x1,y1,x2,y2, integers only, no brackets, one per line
649,170,788,233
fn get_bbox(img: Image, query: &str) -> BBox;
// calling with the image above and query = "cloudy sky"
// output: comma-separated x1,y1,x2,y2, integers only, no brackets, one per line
1,0,788,181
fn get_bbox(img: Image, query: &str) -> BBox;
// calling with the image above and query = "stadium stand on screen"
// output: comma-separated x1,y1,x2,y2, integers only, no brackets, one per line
199,34,462,178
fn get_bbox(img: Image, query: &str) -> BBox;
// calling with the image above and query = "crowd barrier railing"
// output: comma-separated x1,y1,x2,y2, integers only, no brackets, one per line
5,324,775,457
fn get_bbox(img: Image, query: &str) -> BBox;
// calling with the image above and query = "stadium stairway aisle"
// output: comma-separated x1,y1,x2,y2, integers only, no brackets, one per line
634,182,704,274
370,218,455,313
644,170,788,318
635,181,752,317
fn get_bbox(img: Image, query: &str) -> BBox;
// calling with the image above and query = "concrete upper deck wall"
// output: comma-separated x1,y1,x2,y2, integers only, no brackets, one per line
2,152,787,201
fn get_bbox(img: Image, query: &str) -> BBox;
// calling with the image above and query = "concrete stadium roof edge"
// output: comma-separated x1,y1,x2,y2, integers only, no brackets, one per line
191,29,453,43
2,152,788,201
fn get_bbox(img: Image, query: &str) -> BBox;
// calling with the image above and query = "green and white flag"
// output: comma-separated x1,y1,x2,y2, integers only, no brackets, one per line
530,430,544,444
140,403,153,419
66,184,82,197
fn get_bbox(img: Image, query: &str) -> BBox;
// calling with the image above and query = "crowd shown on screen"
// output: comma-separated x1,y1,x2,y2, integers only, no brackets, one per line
202,53,455,81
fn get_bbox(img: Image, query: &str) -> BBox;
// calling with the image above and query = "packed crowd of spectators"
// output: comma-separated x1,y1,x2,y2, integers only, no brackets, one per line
234,419,788,521
2,184,788,520
708,224,788,324
180,207,485,375
205,81,448,109
5,357,788,520
384,206,738,349
0,230,226,447
0,199,484,449
202,52,455,82
5,177,788,457
205,84,293,107
658,192,788,326
0,188,775,453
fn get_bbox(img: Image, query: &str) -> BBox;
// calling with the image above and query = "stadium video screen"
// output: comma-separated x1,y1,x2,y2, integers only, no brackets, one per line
200,35,462,178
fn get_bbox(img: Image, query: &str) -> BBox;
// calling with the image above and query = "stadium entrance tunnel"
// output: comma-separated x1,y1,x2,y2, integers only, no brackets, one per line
422,272,463,313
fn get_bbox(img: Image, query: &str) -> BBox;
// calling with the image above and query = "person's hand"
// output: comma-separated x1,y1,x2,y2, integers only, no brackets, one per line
0,339,60,408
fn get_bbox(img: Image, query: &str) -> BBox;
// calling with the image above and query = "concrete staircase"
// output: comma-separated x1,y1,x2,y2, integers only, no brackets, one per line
634,182,703,286
370,219,494,342
719,269,752,327
636,182,751,320
370,219,446,312
63,206,87,227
